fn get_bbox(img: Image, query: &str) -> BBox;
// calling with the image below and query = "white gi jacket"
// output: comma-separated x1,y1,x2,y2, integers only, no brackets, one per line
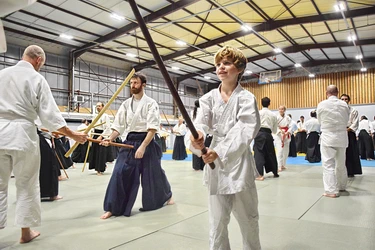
186,84,260,195
317,96,349,147
259,108,277,133
93,113,111,137
173,123,187,136
304,118,320,134
347,106,359,132
111,94,159,134
0,61,66,151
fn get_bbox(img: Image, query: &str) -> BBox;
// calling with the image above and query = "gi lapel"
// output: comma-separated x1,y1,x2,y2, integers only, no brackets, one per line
128,94,147,131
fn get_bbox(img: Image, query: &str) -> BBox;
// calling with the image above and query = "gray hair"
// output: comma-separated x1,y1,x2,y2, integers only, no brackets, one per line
23,45,45,61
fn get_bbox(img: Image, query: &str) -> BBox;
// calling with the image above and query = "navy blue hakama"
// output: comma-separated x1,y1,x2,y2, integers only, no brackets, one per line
103,132,172,217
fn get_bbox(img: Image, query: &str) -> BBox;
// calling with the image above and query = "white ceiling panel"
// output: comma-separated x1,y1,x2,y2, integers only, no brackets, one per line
361,45,375,57
306,49,329,60
322,48,345,59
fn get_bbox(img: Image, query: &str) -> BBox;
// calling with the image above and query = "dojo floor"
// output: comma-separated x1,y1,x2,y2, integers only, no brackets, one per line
1,158,375,250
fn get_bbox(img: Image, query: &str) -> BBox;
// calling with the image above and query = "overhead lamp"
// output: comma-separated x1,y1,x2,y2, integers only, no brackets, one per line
273,48,282,53
204,76,211,80
241,25,252,32
308,73,315,78
360,67,367,72
59,34,73,40
176,40,187,46
334,1,346,12
116,79,123,82
245,70,253,74
294,63,301,68
348,35,356,41
171,66,180,70
110,13,125,21
355,54,363,60
111,78,116,82
126,53,137,58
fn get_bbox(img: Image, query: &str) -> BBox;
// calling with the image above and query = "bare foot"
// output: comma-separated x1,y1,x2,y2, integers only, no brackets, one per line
20,228,40,244
96,172,103,176
166,197,175,205
281,166,287,170
50,195,63,201
100,212,112,219
278,168,282,173
58,176,67,181
323,193,338,198
255,176,264,181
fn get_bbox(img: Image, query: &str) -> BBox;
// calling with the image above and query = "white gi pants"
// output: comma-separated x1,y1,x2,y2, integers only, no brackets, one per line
321,146,347,194
275,136,290,168
209,188,261,250
0,148,41,228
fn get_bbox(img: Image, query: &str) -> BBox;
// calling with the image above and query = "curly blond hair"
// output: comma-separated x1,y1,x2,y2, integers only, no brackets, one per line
214,46,247,82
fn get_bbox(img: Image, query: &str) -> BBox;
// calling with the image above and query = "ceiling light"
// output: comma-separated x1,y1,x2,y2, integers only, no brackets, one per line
204,76,211,80
308,74,315,78
241,25,252,32
274,48,282,53
110,13,125,21
126,53,137,58
294,63,301,68
245,70,253,74
348,35,356,41
334,2,346,12
355,54,363,60
116,79,123,82
360,67,367,72
111,78,116,82
171,66,180,70
59,34,73,40
176,40,187,46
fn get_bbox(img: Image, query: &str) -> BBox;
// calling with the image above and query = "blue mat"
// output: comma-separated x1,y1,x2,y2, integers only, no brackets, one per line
162,153,375,168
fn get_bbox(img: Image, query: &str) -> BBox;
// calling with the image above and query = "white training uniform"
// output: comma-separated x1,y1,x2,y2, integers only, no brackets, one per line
259,107,277,133
304,118,321,134
0,61,66,228
173,123,187,136
358,119,373,134
317,96,350,194
93,112,111,138
185,84,261,250
275,114,292,168
289,119,298,135
348,107,359,132
111,94,159,135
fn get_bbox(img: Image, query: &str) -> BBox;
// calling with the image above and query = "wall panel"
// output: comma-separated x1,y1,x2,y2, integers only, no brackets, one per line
243,68,375,110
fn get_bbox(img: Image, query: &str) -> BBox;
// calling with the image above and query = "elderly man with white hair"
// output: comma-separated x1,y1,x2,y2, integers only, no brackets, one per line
0,45,87,243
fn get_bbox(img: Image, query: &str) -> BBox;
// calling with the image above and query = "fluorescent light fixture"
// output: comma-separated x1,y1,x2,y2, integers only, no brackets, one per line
204,76,211,79
294,63,301,68
334,2,346,12
126,53,137,58
59,34,73,40
273,48,282,53
360,67,367,72
110,13,125,21
245,70,253,74
348,35,356,41
355,54,363,59
176,40,187,46
171,66,180,70
241,25,252,32
308,73,315,78
116,79,123,82
111,78,116,82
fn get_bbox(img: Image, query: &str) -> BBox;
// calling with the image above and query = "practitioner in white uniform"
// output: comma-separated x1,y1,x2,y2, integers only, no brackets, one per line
0,45,87,243
275,106,292,172
317,85,349,198
187,45,261,250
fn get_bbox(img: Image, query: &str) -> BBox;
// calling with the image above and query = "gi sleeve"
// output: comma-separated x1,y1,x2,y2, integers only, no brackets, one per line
36,77,66,132
146,101,159,131
349,109,359,132
111,102,127,135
